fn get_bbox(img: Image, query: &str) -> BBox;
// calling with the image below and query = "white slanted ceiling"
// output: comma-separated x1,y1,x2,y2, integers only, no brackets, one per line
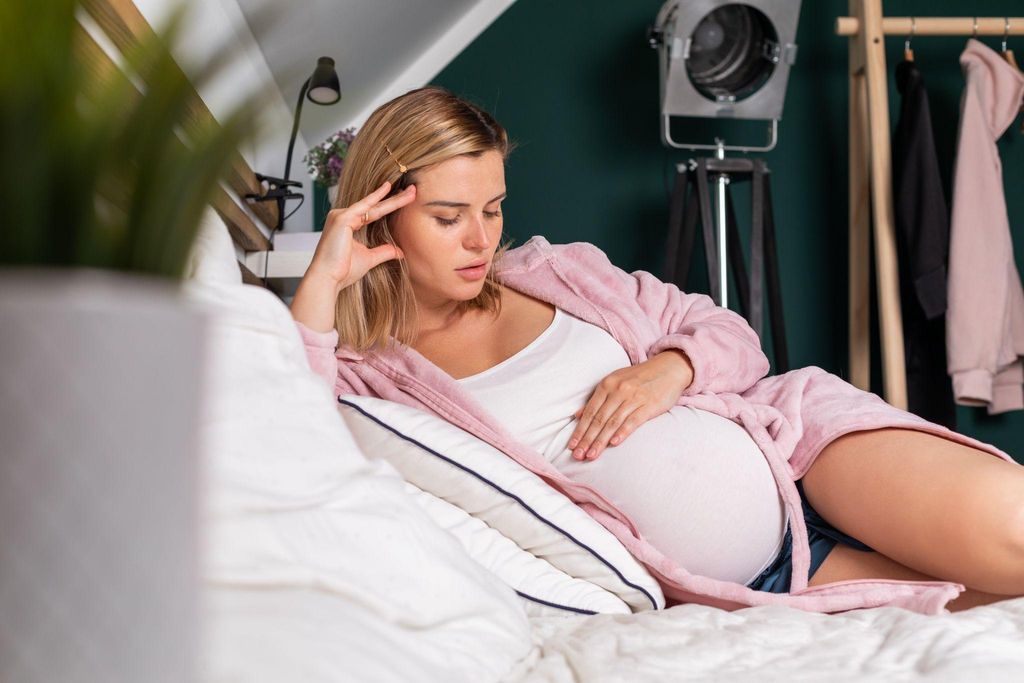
133,0,513,276
235,0,517,150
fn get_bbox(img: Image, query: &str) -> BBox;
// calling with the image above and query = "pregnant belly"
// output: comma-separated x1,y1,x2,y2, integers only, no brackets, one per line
549,406,787,585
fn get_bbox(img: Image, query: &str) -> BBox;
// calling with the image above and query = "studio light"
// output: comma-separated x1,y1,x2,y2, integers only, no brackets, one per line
651,1,802,374
649,0,801,152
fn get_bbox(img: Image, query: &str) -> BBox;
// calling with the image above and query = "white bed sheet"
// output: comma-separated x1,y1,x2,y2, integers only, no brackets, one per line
185,213,1024,683
505,597,1024,682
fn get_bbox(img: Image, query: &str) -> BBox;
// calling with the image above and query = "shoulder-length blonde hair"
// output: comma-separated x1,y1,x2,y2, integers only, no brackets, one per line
333,86,515,352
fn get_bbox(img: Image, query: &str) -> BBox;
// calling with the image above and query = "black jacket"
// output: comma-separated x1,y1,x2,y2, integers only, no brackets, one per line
891,60,957,429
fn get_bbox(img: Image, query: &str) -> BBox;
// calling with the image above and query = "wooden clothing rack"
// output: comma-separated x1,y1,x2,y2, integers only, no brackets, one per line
836,2,1024,410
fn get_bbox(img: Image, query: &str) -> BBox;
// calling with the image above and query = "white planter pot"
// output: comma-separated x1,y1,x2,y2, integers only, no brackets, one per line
0,269,202,683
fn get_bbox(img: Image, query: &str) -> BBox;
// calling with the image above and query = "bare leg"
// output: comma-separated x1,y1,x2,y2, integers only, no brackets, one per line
800,427,1024,599
808,543,1011,612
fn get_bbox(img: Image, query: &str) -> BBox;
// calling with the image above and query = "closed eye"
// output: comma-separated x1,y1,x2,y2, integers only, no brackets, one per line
435,209,501,226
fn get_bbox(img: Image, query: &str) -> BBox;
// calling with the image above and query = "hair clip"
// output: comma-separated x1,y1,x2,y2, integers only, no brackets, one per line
384,144,408,173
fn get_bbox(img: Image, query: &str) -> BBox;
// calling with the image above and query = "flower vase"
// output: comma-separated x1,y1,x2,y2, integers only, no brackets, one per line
0,268,202,683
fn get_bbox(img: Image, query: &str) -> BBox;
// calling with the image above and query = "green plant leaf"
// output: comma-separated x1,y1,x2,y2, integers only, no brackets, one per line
0,0,265,279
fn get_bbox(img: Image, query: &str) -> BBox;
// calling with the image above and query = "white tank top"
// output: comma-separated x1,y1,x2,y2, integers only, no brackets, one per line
457,307,788,585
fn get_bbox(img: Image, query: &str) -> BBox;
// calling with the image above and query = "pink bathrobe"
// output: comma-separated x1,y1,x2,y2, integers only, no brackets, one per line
947,39,1024,413
296,236,1019,615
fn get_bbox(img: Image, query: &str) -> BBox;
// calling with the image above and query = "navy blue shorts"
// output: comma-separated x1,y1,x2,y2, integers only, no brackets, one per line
746,479,874,593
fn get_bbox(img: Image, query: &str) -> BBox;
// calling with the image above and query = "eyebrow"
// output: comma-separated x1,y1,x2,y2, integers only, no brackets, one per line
424,192,506,208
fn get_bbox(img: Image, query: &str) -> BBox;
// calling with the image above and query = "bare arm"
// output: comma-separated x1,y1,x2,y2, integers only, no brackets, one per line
290,268,344,334
288,180,416,334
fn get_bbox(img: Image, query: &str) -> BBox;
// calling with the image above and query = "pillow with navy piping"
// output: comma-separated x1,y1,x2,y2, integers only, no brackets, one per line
401,480,632,618
337,395,666,613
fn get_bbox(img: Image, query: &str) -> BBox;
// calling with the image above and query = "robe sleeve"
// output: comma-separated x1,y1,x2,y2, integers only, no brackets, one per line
295,320,342,392
294,320,379,400
572,242,771,396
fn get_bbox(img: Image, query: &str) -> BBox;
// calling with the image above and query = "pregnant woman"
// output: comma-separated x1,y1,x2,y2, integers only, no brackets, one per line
290,86,1024,613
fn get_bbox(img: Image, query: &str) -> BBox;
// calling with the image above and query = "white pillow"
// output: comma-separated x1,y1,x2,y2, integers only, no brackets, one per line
338,395,666,613
402,481,631,617
184,278,534,683
184,206,242,285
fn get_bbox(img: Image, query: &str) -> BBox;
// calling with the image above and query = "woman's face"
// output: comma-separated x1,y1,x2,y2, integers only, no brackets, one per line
390,149,506,310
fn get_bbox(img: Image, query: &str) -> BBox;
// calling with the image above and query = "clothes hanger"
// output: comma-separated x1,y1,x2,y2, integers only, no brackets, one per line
903,17,915,62
1002,18,1019,70
1003,18,1024,134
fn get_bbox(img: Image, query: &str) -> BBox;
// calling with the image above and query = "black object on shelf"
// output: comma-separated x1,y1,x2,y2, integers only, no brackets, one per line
248,56,341,233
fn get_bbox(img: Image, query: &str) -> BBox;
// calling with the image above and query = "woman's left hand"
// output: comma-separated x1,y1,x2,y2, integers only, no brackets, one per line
568,349,694,461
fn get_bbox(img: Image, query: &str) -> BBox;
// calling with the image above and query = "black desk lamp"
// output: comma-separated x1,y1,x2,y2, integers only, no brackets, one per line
249,56,341,233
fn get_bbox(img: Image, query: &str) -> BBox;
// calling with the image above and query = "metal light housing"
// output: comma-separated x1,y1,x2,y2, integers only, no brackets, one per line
650,0,801,151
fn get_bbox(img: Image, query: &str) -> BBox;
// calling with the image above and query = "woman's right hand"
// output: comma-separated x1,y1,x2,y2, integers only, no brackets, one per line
306,180,416,290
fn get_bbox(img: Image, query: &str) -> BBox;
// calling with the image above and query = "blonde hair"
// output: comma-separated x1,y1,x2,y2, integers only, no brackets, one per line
333,86,515,352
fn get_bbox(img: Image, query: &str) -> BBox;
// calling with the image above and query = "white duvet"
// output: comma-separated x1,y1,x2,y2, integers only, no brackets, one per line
508,598,1024,682
185,211,1024,683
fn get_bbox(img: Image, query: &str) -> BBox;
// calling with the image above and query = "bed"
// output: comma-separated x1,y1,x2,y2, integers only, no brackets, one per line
69,0,1020,675
182,205,1024,683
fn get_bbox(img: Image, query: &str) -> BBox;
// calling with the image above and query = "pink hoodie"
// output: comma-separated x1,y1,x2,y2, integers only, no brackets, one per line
947,39,1024,413
296,236,1018,615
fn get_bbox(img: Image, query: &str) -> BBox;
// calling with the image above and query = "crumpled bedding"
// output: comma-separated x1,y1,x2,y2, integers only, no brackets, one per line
504,597,1024,682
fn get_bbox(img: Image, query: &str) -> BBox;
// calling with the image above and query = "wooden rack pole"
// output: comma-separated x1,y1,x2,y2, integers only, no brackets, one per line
838,16,1024,36
845,0,908,409
847,0,871,392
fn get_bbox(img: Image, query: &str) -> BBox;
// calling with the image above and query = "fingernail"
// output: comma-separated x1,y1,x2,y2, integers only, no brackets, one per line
568,438,578,449
572,448,582,459
586,449,595,459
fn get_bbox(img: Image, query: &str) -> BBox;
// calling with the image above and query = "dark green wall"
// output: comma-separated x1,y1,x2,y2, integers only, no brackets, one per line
434,0,1024,460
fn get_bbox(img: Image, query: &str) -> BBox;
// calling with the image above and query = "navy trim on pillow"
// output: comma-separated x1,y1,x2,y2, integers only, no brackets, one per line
339,397,660,611
516,591,598,616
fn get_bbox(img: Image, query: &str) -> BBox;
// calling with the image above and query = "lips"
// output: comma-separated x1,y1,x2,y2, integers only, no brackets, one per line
455,259,489,281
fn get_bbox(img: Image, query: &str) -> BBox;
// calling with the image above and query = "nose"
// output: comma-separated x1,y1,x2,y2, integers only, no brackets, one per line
463,214,491,251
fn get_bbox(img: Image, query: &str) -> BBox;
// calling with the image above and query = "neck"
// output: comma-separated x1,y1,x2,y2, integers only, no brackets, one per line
412,284,501,337
413,294,468,336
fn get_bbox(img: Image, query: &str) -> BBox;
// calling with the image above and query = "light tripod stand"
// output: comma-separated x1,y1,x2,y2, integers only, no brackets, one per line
663,147,789,373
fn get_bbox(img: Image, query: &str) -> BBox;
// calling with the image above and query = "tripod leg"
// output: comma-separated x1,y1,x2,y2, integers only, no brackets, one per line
725,190,750,321
763,172,789,373
663,166,688,285
675,174,700,289
750,162,766,340
694,160,720,303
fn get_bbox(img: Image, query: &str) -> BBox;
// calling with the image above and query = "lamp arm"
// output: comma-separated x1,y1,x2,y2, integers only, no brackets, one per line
283,77,311,182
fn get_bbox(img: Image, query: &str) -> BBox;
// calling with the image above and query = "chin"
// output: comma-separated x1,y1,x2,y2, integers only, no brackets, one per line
457,285,487,301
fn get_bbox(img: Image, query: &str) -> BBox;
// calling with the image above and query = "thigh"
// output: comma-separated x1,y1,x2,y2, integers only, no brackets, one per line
800,427,1024,593
807,544,1011,612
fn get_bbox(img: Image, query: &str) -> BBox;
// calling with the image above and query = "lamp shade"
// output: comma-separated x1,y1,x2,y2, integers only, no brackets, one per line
653,0,801,121
307,56,341,105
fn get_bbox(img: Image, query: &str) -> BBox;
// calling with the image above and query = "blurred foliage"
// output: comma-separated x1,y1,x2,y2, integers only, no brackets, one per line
0,0,260,278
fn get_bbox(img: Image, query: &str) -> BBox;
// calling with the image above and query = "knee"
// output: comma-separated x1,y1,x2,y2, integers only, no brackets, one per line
987,497,1024,594
952,485,1024,595
1007,500,1024,563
